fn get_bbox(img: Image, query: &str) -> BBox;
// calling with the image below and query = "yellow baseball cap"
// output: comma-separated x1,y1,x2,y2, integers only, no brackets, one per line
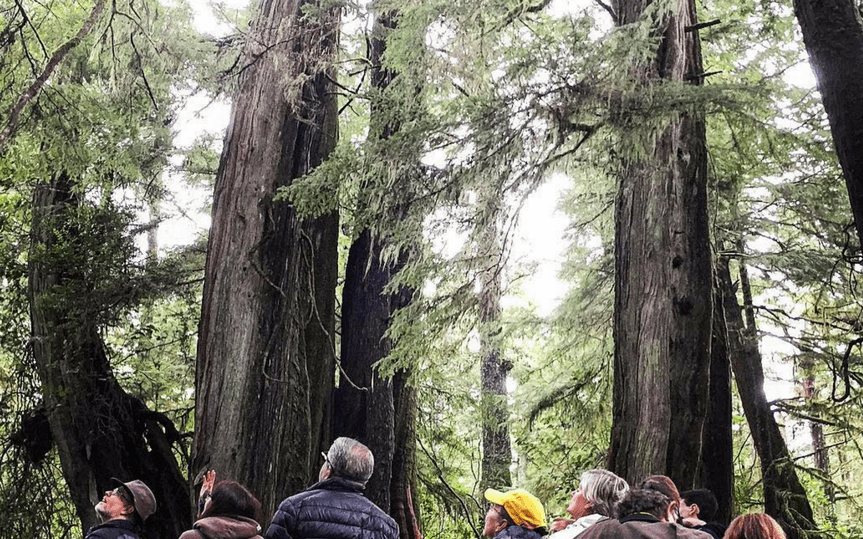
484,488,546,529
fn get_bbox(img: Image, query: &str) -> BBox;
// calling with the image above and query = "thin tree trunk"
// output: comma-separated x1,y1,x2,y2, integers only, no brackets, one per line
478,211,512,491
716,255,819,539
793,0,863,252
29,173,190,538
193,0,340,514
800,359,832,502
608,0,713,490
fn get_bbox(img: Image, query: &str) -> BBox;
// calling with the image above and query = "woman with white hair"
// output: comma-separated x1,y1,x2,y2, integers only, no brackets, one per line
550,469,629,539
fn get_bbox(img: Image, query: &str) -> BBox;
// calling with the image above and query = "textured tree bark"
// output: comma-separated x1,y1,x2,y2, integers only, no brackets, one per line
391,371,422,539
192,0,340,514
608,0,713,489
29,174,191,538
793,0,863,253
702,278,734,524
716,256,818,539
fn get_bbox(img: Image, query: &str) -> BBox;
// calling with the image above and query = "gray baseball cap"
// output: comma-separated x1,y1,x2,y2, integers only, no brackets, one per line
112,478,157,521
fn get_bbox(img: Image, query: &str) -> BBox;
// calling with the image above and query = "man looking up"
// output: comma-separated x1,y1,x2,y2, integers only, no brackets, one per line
86,479,157,539
265,437,399,539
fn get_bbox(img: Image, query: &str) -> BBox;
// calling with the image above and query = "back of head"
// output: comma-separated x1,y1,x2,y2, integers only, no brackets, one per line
618,489,672,521
639,475,680,504
680,489,718,522
725,514,786,539
327,437,374,485
580,469,629,518
202,481,263,524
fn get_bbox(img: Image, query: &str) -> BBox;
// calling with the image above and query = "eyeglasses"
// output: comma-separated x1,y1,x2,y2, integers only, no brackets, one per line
321,452,330,466
111,487,132,505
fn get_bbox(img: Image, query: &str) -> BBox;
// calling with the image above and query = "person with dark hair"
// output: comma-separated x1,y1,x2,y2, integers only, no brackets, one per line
723,514,786,539
578,475,710,539
179,476,263,539
483,488,548,539
550,469,630,539
86,479,157,539
679,489,726,539
264,437,398,539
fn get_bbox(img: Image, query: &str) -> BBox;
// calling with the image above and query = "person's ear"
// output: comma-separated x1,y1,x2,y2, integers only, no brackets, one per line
690,503,700,518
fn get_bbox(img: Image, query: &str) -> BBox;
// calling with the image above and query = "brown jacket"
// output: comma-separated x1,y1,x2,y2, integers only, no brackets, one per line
577,515,712,539
179,516,263,539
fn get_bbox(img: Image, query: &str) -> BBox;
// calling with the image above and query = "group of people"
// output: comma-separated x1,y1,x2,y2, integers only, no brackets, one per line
84,437,787,539
481,470,787,539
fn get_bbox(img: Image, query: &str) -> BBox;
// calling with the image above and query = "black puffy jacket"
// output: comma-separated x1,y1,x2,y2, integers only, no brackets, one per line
264,477,398,539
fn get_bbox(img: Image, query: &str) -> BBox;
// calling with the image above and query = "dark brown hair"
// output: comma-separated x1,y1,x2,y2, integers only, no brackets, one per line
201,481,263,524
639,475,680,503
724,513,786,539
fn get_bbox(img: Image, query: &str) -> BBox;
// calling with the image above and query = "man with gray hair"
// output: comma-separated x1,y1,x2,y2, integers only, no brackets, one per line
265,437,398,539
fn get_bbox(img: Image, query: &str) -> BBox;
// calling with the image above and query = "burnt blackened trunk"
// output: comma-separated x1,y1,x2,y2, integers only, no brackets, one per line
29,174,190,538
793,0,863,253
608,0,713,489
716,255,818,539
193,0,340,514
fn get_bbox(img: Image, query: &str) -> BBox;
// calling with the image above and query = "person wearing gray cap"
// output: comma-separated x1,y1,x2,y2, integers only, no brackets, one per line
85,478,157,539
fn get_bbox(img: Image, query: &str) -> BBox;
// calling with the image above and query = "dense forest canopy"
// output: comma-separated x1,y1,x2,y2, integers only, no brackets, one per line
1,0,863,538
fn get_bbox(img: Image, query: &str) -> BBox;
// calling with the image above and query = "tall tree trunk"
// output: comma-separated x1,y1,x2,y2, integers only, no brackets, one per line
608,0,713,489
192,0,340,514
29,173,190,538
333,10,418,516
793,0,863,252
716,255,819,539
478,204,512,491
703,277,734,524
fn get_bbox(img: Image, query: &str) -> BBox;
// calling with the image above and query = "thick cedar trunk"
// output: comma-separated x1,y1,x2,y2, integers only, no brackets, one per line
479,209,512,491
29,174,190,538
703,279,734,524
716,256,818,539
193,0,339,514
608,0,713,489
793,0,863,252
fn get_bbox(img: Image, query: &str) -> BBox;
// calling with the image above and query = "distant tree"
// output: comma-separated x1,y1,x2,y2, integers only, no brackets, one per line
192,0,341,514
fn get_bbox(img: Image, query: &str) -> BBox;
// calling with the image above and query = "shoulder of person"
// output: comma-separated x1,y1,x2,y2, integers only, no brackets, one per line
676,524,713,539
179,530,205,539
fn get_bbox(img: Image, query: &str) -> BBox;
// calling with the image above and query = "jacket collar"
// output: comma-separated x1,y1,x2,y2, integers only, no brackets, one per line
308,476,366,494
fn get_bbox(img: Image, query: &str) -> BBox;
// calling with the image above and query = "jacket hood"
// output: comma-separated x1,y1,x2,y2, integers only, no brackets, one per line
194,515,262,539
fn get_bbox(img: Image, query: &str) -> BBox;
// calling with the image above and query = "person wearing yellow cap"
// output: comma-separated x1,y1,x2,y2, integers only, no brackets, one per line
483,488,548,539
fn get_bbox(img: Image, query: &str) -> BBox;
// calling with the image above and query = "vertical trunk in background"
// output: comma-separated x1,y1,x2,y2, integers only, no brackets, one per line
334,12,419,524
793,0,863,252
608,0,713,489
799,360,831,502
29,174,191,538
478,203,512,492
193,0,340,514
716,255,818,539
703,278,733,524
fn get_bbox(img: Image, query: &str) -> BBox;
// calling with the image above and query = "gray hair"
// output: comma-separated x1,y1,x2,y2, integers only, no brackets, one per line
580,469,629,518
326,437,374,485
